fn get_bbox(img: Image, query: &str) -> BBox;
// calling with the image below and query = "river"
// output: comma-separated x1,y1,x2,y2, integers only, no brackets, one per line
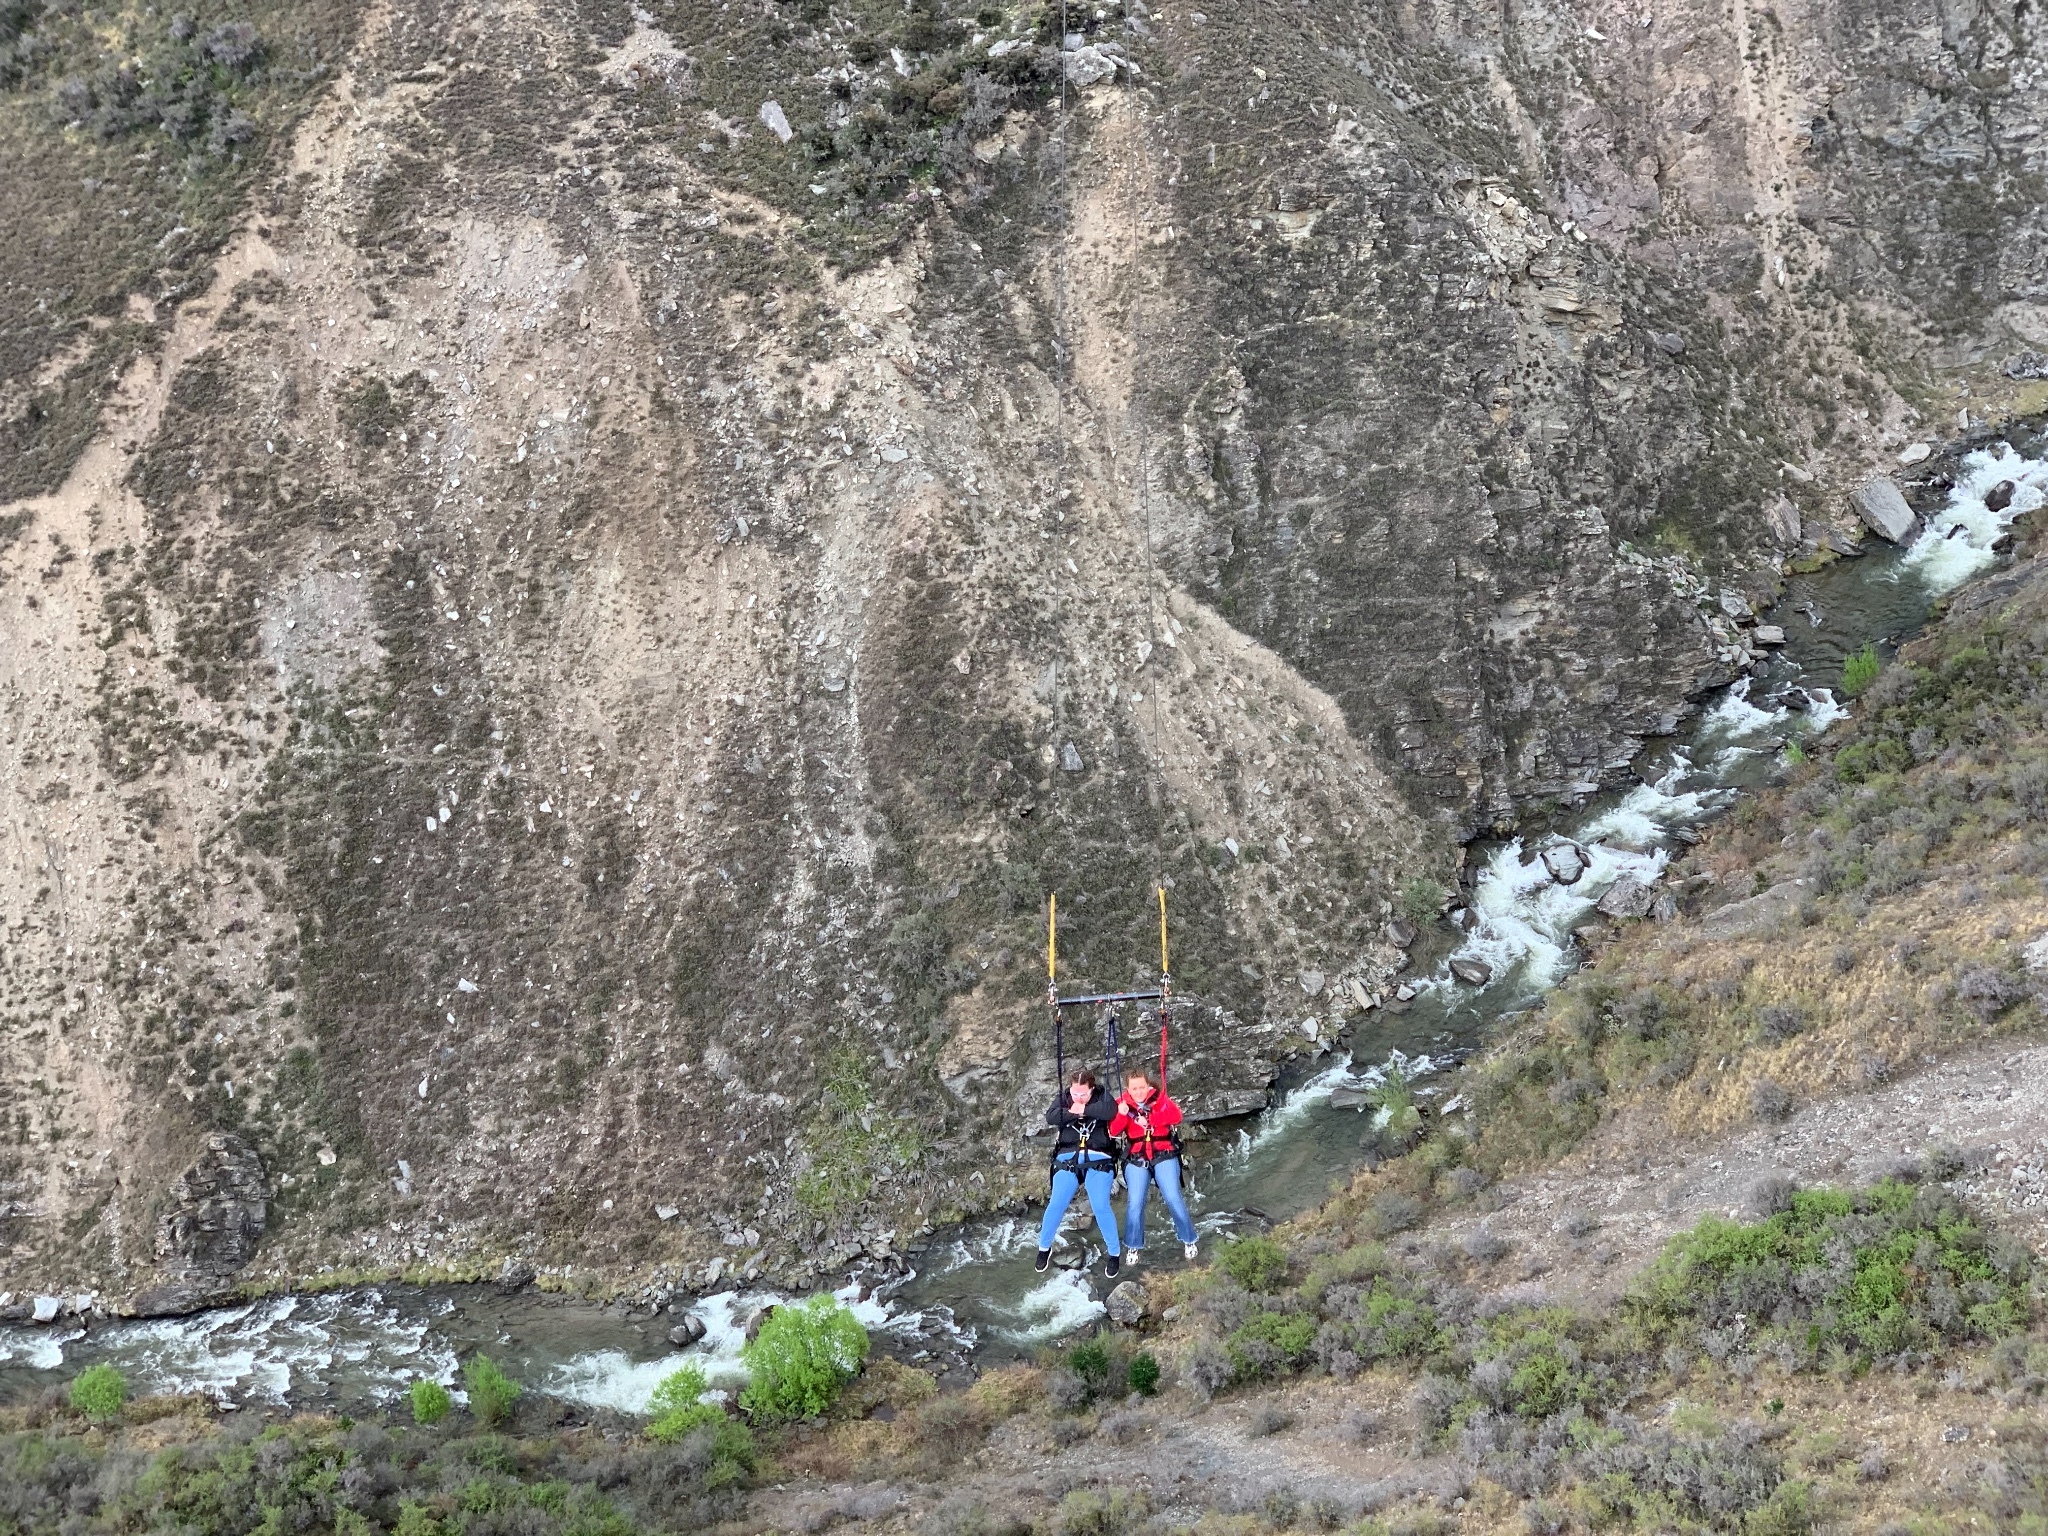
3,439,2043,1415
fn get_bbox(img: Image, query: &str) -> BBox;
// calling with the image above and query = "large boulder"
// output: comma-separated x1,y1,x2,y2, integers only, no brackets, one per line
1105,1281,1147,1327
1697,881,1808,942
130,1133,269,1315
1595,876,1659,920
1541,843,1588,885
1851,477,1917,543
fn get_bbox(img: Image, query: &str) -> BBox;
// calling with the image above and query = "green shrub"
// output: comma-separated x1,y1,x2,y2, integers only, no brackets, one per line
1841,644,1881,697
739,1295,870,1422
1630,1179,2031,1363
69,1363,126,1423
1218,1234,1290,1292
645,1363,725,1442
1399,875,1447,925
1127,1352,1160,1396
409,1378,452,1426
1371,1068,1423,1140
1054,1488,1148,1536
1067,1336,1112,1392
1474,1309,1595,1418
1226,1309,1317,1380
698,1419,759,1491
462,1355,521,1427
1302,1242,1390,1299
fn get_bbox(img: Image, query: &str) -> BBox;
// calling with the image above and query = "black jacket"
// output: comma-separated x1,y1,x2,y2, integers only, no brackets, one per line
1046,1085,1116,1156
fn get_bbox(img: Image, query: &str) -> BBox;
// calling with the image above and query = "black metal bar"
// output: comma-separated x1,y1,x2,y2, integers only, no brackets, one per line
1055,989,1164,1008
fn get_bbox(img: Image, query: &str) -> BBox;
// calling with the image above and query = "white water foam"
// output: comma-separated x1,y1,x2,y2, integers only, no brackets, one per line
544,1349,703,1413
1804,688,1848,734
0,1292,456,1406
1897,443,2048,594
987,1268,1104,1344
920,1216,1038,1280
1425,678,1809,1000
545,1280,918,1412
0,1327,74,1370
1221,1056,1358,1167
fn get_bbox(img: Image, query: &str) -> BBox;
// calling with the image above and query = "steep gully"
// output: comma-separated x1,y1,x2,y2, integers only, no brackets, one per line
0,443,2043,1415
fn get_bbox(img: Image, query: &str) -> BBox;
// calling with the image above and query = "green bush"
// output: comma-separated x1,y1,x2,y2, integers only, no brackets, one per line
1054,1488,1148,1536
739,1295,870,1422
69,1363,126,1423
1371,1068,1422,1141
1631,1179,2031,1363
1218,1234,1290,1292
1067,1336,1113,1392
1841,644,1882,697
1226,1308,1318,1380
1127,1351,1160,1396
462,1355,521,1427
645,1363,725,1443
409,1378,452,1426
1398,875,1447,925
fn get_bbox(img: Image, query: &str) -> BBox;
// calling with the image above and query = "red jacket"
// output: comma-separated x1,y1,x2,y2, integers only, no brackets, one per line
1110,1087,1184,1162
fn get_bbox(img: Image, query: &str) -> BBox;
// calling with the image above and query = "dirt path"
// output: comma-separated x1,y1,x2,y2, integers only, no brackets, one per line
1428,1038,2048,1303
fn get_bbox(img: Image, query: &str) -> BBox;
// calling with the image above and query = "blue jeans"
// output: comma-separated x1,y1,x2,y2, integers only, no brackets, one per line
1039,1157,1121,1256
1124,1157,1196,1247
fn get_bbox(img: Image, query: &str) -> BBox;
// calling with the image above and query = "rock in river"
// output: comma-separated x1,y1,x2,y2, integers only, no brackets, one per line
1448,957,1493,986
1851,477,1917,543
1540,843,1588,885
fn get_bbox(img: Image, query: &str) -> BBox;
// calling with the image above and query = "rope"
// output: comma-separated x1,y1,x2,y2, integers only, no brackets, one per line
1046,0,1071,761
1157,884,1171,1092
1104,1001,1121,1085
1048,893,1064,1091
1120,4,1167,813
1119,10,1175,1102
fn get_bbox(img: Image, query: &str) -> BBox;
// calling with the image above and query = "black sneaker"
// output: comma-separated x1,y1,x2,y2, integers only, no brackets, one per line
1034,1248,1051,1273
1104,1253,1122,1279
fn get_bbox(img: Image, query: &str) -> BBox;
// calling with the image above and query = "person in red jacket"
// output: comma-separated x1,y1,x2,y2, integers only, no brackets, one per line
1109,1068,1199,1262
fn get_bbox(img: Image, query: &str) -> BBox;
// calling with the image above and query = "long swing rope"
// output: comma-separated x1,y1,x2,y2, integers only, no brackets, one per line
1048,893,1063,1092
1157,884,1171,1092
1043,6,1183,1110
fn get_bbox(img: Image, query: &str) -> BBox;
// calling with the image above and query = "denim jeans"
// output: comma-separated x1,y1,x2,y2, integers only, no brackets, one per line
1123,1156,1196,1247
1038,1156,1121,1256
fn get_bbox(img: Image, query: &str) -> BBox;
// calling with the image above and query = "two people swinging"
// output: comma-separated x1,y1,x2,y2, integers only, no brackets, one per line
1035,887,1199,1277
1034,1063,1199,1278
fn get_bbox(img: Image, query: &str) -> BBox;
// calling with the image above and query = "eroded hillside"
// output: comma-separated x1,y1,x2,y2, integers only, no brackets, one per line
1,0,2045,1304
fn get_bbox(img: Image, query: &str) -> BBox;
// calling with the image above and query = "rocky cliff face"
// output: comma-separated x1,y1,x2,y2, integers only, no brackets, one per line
0,0,2042,1302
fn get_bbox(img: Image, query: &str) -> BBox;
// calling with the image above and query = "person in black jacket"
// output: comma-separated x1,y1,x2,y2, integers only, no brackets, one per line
1035,1069,1124,1278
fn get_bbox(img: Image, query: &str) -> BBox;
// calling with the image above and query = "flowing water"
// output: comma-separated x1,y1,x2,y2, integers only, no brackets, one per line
4,442,2044,1410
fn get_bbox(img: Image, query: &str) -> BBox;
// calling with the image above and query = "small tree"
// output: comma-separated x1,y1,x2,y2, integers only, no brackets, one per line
462,1354,521,1427
645,1362,724,1443
1398,876,1446,925
1841,644,1881,697
409,1377,452,1425
739,1295,870,1422
1128,1352,1161,1396
69,1363,127,1424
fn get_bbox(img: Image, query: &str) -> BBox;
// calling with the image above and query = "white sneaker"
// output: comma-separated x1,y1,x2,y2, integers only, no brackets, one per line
1184,1241,1200,1260
1126,1248,1141,1267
